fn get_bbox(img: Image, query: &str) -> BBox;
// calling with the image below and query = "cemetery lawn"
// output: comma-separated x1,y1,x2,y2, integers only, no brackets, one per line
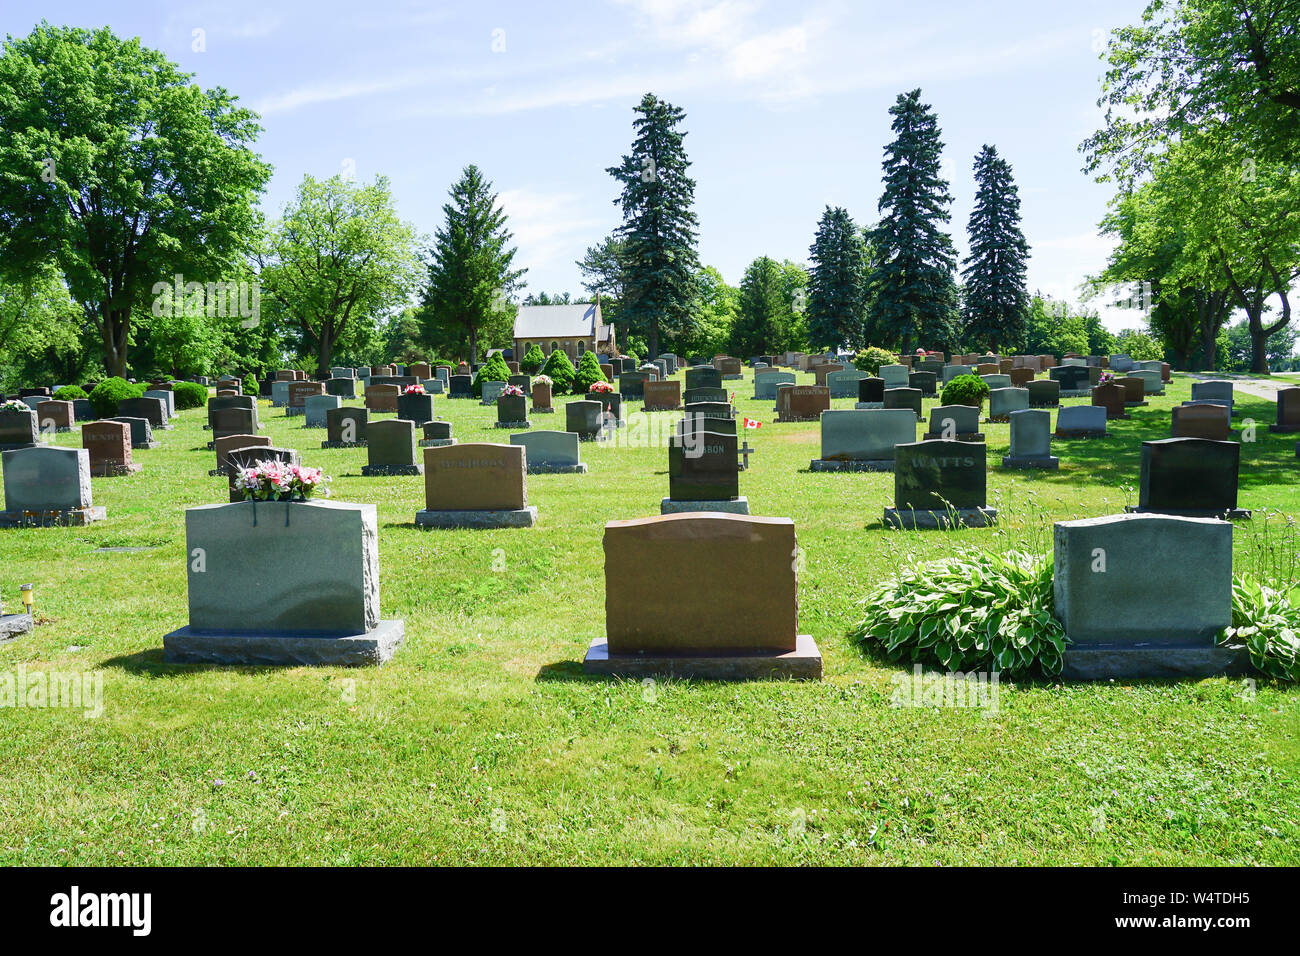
1,370,1297,866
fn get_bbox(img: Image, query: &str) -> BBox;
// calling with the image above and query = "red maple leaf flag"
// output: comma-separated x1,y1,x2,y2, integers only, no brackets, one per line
743,417,762,429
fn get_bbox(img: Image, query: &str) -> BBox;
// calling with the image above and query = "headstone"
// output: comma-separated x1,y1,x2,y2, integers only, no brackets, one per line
1271,388,1300,433
812,363,844,387
1191,380,1234,412
826,369,868,398
1002,409,1058,469
1053,513,1247,680
1131,369,1163,397
685,366,722,391
1091,383,1127,420
286,381,324,416
304,394,341,428
409,362,432,380
211,406,258,445
531,381,554,413
507,374,532,396
415,443,536,527
1049,365,1091,394
117,396,169,429
683,386,728,406
924,404,983,442
718,357,743,379
510,430,586,473
271,381,291,406
211,434,266,476
326,377,357,398
83,420,139,476
1026,379,1060,408
566,400,604,440
1008,367,1035,387
878,364,910,389
1130,437,1246,518
225,446,300,502
855,377,885,408
884,440,996,529
495,393,530,428
34,400,74,433
619,371,650,399
908,370,938,397
777,385,830,422
448,375,473,399
143,389,176,418
881,386,922,420
1055,405,1107,438
664,428,745,513
162,499,403,665
365,384,400,413
980,374,1012,390
583,514,820,680
941,364,972,384
0,447,104,526
643,380,683,411
420,420,455,447
480,380,507,405
1172,403,1230,440
324,407,368,448
754,370,796,401
397,391,435,425
108,416,159,449
1108,354,1134,373
1117,376,1147,407
362,419,422,475
811,408,916,471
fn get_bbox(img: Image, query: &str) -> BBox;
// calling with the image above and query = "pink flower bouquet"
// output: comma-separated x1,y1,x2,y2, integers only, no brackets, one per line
236,460,329,501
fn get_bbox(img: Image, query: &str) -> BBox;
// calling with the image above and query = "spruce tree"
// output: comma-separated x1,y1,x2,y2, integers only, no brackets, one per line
419,165,525,363
731,256,786,357
869,90,958,353
807,206,867,351
607,94,700,359
961,145,1030,351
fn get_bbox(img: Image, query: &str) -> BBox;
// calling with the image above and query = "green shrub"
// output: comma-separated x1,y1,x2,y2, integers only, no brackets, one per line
853,346,898,376
52,385,87,401
243,374,259,397
850,550,1065,676
88,377,143,418
519,343,546,374
539,349,576,395
573,351,609,394
471,354,512,398
1222,577,1300,681
171,381,207,410
940,374,990,409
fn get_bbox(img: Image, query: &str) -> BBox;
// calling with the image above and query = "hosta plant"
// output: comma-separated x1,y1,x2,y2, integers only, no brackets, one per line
1221,576,1300,681
850,550,1066,677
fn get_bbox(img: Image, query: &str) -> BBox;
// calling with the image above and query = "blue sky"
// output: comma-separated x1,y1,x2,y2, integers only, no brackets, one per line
4,0,1149,330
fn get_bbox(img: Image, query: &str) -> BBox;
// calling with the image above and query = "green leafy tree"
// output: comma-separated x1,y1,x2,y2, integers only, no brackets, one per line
607,93,700,358
962,145,1030,351
869,90,959,353
419,165,525,363
576,236,627,328
260,174,420,379
807,206,867,351
0,24,270,377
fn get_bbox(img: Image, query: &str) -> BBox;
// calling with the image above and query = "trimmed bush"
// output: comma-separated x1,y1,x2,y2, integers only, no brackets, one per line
52,385,87,401
519,343,546,374
88,377,143,418
573,351,609,394
850,550,1065,677
471,354,512,398
539,349,576,395
171,381,207,410
243,374,259,397
853,346,898,376
940,374,990,409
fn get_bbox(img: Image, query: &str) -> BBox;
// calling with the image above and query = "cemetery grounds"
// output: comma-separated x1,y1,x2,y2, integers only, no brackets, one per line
1,368,1297,866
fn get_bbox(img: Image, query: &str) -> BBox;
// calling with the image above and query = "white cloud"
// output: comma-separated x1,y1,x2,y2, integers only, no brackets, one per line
496,189,608,277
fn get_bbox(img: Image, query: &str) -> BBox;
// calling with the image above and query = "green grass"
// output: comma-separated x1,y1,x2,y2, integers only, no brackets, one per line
0,370,1297,865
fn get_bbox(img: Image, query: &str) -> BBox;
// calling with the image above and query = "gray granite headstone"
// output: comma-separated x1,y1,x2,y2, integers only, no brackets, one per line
819,408,915,463
988,387,1029,419
304,394,341,428
2,446,93,511
510,430,583,471
108,416,157,449
363,419,421,474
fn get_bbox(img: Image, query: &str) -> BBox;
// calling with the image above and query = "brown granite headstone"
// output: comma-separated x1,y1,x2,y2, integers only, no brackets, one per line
35,400,74,431
422,443,526,511
288,381,325,408
83,420,138,476
1273,388,1300,432
1092,383,1127,419
1173,404,1231,440
531,381,553,410
365,383,400,413
812,363,844,386
1118,376,1145,404
643,380,683,411
409,362,432,380
212,434,266,476
976,363,999,376
603,513,797,654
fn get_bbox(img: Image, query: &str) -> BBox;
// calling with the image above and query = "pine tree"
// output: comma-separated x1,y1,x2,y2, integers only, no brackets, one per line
807,206,867,351
961,145,1030,351
731,256,786,357
869,90,958,353
607,94,700,359
419,165,525,363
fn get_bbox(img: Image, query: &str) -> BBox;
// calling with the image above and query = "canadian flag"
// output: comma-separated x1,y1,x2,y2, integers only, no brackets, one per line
743,417,762,429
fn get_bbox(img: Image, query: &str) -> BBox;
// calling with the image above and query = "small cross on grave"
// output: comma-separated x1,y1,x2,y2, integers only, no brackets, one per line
739,441,756,471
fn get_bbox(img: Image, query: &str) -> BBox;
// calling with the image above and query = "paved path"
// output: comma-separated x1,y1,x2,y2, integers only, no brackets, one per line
1185,372,1286,403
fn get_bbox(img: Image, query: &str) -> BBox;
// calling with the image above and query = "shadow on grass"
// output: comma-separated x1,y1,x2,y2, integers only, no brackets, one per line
535,660,586,682
101,648,289,678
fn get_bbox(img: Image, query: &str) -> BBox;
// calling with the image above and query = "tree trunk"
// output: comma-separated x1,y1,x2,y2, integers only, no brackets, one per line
648,320,659,361
102,307,130,378
316,334,333,380
469,326,479,365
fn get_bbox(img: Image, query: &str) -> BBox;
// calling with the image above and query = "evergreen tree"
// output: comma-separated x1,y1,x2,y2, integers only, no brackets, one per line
961,145,1030,351
607,94,700,359
869,89,958,353
418,165,525,363
807,206,867,351
731,257,786,357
